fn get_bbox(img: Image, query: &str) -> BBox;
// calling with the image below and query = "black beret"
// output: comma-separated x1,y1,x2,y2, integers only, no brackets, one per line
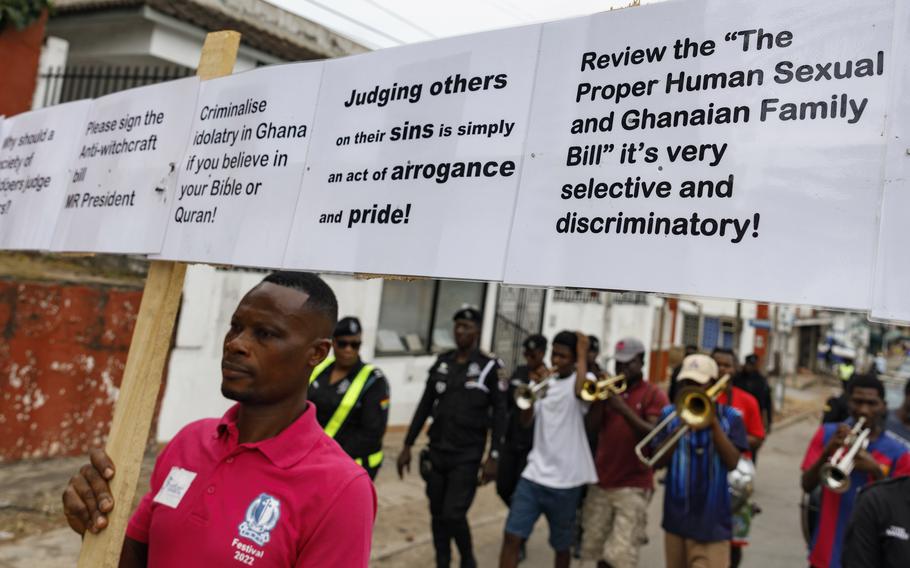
453,305,482,323
522,334,548,352
334,316,362,337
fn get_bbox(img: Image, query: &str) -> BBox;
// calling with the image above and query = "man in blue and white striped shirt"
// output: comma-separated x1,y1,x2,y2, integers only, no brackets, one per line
651,354,748,568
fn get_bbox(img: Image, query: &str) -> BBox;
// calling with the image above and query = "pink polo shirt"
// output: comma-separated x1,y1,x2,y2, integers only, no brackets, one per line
126,403,376,567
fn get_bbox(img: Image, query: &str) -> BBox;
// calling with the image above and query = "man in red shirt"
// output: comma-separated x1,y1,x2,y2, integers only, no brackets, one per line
712,348,765,568
579,337,669,568
61,272,377,567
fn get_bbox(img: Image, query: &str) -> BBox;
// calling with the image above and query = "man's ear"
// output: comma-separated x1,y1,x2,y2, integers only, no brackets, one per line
308,338,333,368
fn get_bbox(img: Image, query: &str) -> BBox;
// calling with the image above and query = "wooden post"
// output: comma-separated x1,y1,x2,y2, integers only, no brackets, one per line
77,30,240,568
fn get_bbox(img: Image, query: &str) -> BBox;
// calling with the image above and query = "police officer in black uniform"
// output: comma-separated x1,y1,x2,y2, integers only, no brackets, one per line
308,316,390,479
497,334,547,508
397,306,506,568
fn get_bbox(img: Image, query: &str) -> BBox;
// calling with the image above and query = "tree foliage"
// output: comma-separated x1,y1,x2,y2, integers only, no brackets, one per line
0,0,53,31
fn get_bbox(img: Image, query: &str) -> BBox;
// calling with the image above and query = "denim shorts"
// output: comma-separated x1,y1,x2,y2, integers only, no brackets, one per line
504,477,584,551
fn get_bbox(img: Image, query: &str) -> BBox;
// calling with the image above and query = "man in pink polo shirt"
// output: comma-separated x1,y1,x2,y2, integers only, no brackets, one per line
62,271,376,567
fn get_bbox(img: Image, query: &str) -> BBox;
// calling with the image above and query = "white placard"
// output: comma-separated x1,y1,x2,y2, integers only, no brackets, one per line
156,63,323,267
0,101,91,250
51,78,199,253
283,25,542,280
871,0,910,322
504,0,895,311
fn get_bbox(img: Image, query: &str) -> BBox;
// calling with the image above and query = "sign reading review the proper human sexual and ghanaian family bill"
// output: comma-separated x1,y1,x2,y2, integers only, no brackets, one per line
504,0,897,311
156,62,323,268
0,101,91,250
282,25,541,281
51,77,198,253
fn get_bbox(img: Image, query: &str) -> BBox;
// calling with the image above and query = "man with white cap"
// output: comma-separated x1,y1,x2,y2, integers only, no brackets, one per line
580,337,669,568
649,354,748,568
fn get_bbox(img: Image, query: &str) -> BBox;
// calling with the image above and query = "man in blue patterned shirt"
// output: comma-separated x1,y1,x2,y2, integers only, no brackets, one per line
650,354,748,568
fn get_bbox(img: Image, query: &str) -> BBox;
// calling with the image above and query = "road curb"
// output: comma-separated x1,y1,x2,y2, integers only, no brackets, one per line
774,408,818,431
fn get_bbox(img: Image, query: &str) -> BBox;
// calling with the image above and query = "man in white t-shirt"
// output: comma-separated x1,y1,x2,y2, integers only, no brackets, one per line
499,331,598,568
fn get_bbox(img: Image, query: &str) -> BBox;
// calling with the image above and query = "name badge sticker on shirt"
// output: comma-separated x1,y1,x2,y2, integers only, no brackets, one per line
153,466,198,509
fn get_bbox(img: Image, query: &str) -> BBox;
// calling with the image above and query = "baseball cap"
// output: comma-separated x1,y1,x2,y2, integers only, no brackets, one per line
614,337,645,363
334,316,362,337
678,354,719,385
453,305,482,323
523,334,547,352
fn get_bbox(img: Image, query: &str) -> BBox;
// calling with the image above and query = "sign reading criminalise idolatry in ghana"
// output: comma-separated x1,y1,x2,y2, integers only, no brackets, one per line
282,25,541,280
504,0,896,310
51,78,199,253
156,63,323,267
0,101,91,249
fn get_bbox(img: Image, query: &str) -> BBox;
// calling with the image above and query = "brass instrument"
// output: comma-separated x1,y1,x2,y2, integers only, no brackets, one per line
580,374,627,402
819,417,871,494
514,376,553,410
634,374,731,467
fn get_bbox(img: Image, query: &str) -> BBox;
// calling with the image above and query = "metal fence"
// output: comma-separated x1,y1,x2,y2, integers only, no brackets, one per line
34,65,195,108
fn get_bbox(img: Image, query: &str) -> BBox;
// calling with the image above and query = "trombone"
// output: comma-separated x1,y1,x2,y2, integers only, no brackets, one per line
514,376,553,410
819,417,871,493
580,374,627,402
634,374,731,467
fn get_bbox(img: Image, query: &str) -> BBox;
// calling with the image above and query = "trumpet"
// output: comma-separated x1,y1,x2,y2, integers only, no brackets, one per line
580,374,627,402
634,374,731,467
819,417,871,494
514,376,553,410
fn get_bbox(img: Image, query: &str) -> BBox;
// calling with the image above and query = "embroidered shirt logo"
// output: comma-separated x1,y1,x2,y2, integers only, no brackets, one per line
467,362,481,377
885,525,909,540
238,493,281,546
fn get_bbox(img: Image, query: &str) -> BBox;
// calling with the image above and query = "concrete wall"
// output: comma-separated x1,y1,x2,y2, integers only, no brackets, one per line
157,267,499,440
0,279,143,462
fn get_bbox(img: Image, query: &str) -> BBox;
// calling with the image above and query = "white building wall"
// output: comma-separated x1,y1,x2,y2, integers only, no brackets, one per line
157,268,498,441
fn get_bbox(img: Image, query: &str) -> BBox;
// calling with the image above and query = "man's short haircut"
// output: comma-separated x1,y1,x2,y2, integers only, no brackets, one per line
745,354,758,365
847,373,885,400
552,330,578,354
711,347,736,359
261,271,338,325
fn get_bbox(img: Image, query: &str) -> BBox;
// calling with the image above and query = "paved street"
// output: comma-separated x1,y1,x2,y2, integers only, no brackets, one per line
0,411,821,567
373,415,818,568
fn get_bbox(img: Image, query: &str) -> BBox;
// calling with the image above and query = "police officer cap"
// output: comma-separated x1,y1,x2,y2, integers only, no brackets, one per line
588,335,600,353
522,334,548,352
453,305,482,323
334,316,362,337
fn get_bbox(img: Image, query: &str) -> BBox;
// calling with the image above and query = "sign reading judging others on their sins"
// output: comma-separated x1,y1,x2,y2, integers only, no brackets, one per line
283,25,541,281
505,0,896,310
0,101,91,249
156,63,323,268
51,77,199,253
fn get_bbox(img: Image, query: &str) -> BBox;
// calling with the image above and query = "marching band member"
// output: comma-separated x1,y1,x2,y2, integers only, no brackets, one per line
497,334,547,506
308,316,390,479
800,373,910,568
650,354,748,568
713,348,765,568
499,332,598,568
580,337,668,568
